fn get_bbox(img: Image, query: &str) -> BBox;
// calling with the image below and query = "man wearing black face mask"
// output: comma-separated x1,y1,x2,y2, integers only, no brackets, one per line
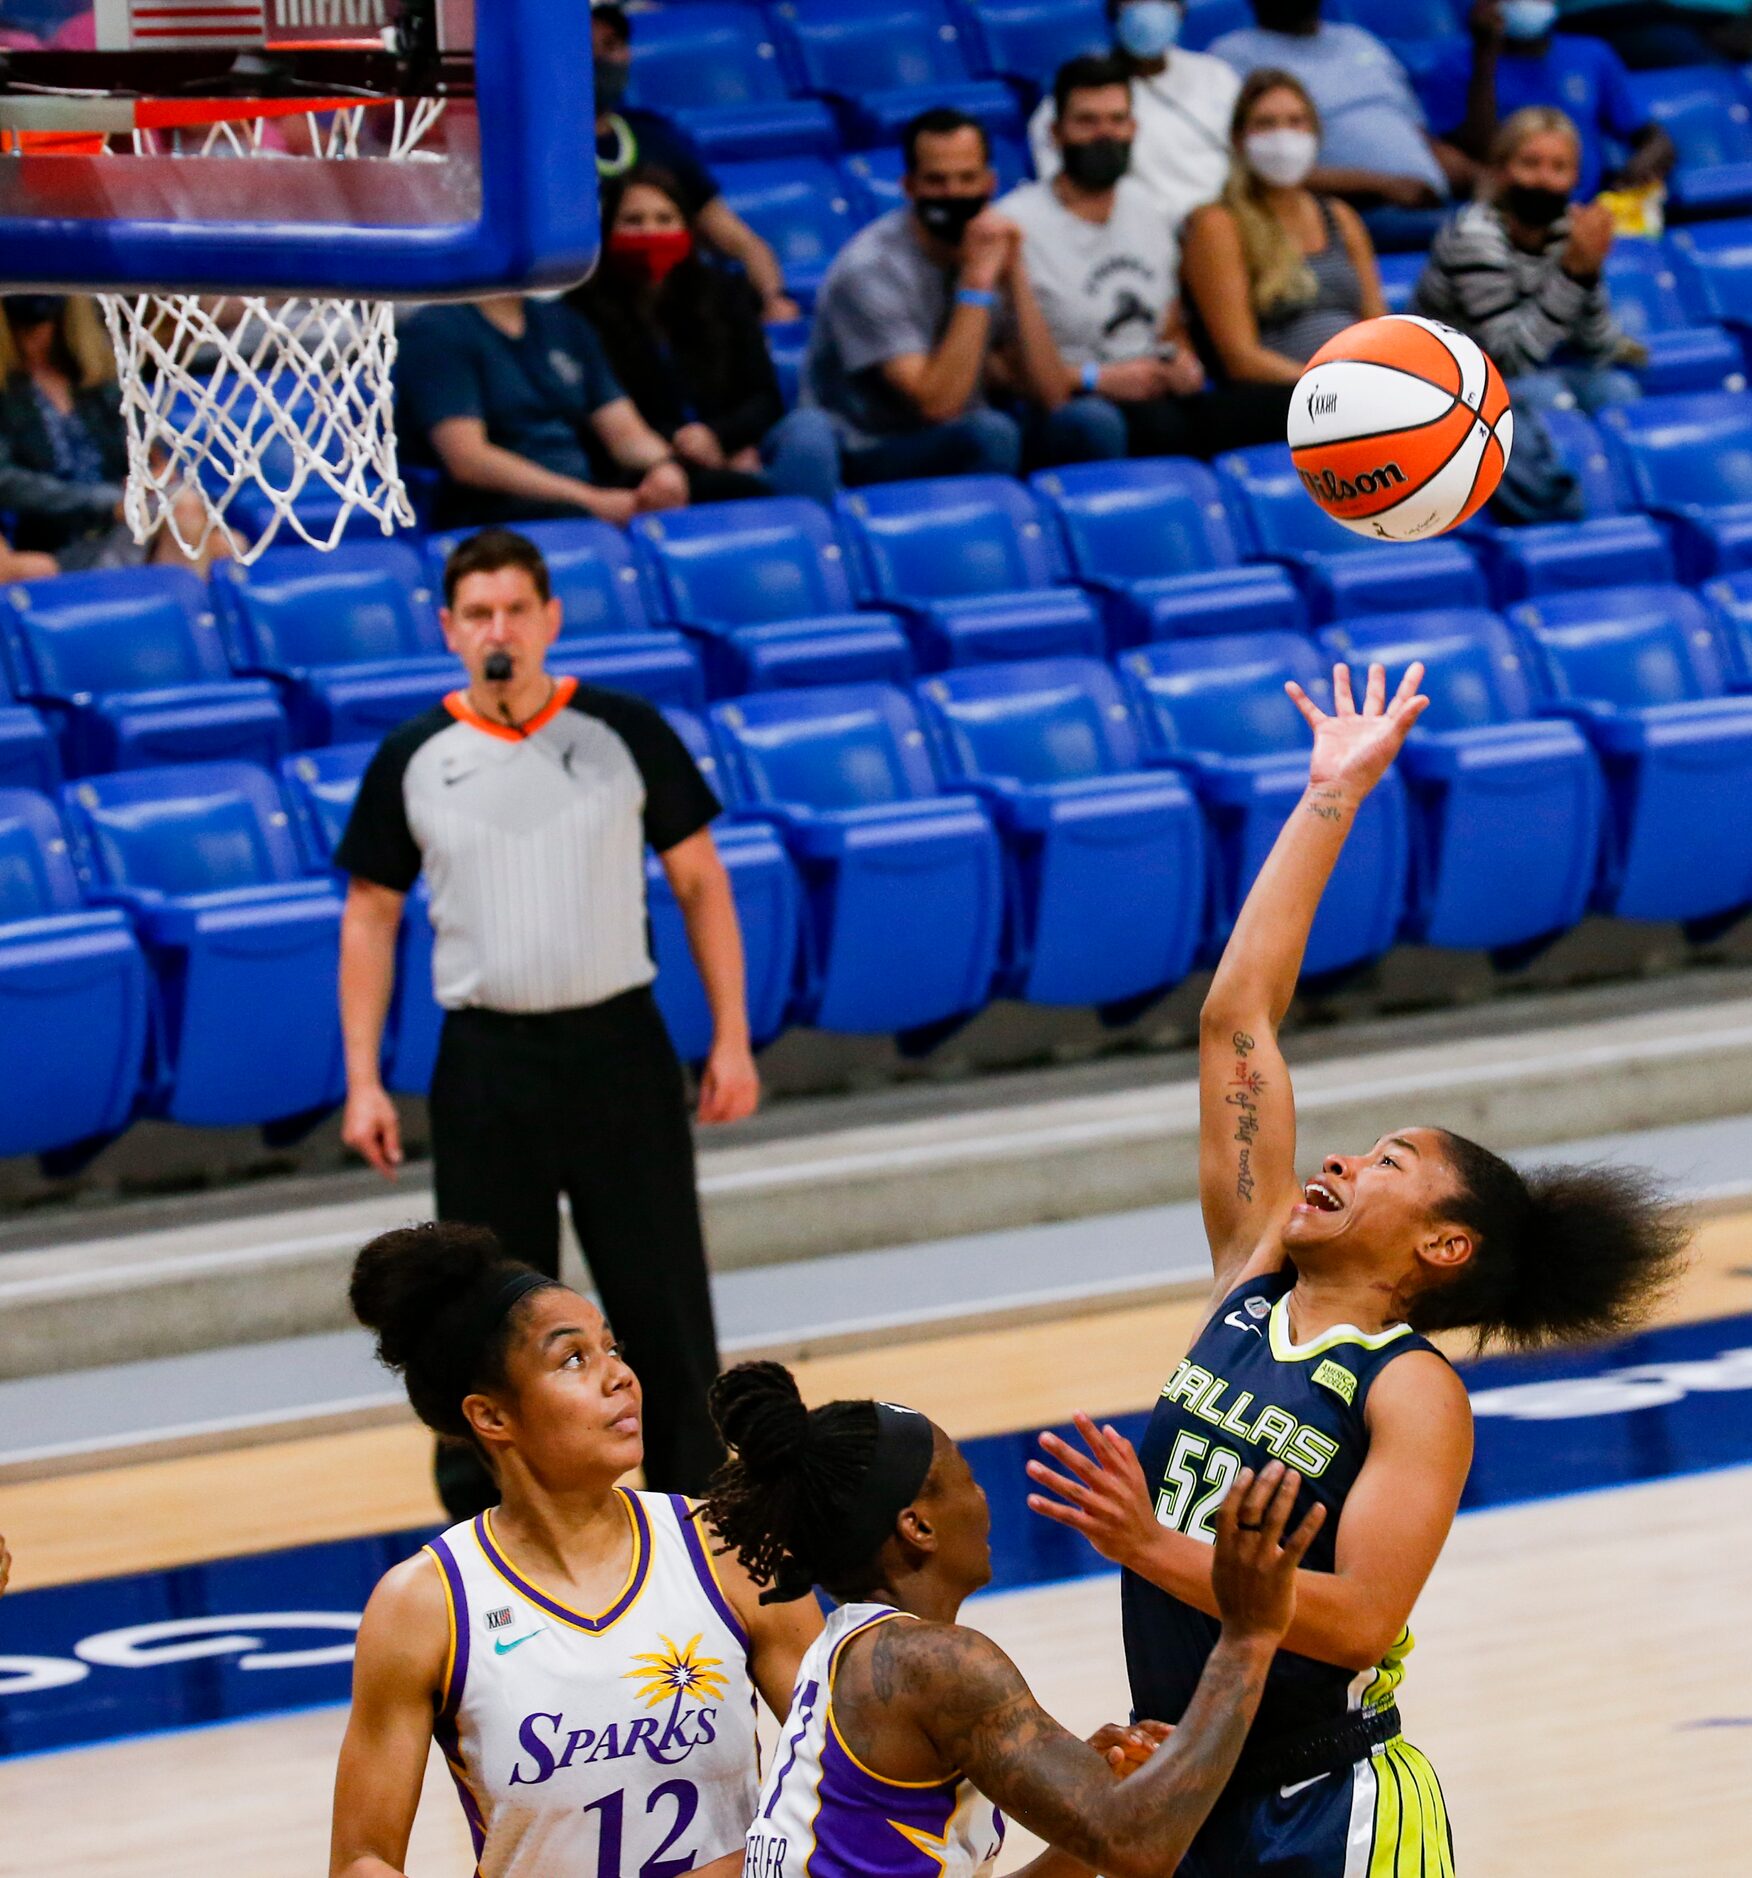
1000,57,1292,459
590,1,799,323
804,107,1126,483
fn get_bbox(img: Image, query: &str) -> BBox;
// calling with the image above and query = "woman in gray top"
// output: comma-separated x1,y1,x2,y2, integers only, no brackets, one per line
1181,70,1385,385
1413,105,1644,419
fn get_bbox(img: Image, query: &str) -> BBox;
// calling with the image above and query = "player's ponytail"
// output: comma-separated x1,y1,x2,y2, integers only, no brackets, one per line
350,1221,556,1441
702,1362,934,1604
1410,1133,1688,1350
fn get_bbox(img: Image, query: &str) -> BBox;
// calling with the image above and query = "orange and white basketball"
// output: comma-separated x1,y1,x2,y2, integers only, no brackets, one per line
1288,315,1513,542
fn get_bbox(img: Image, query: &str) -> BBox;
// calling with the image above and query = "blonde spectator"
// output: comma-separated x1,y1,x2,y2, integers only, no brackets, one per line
1181,71,1387,387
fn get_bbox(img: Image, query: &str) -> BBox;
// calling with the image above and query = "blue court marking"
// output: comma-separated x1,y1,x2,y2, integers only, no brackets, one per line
4,1309,1751,1760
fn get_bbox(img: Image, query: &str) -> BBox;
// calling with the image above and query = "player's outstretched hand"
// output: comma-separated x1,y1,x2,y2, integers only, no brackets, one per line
1088,1719,1173,1776
1286,661,1429,801
1025,1412,1159,1573
1211,1461,1325,1646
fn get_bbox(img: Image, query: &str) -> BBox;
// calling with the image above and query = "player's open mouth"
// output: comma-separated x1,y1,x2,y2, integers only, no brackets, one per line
1301,1179,1344,1213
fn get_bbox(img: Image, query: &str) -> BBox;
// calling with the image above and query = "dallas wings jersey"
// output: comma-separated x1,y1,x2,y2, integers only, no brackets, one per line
746,1604,1006,1878
1124,1268,1443,1744
424,1489,759,1878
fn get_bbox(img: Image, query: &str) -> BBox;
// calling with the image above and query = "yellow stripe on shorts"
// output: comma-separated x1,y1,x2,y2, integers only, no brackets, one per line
1366,1739,1454,1877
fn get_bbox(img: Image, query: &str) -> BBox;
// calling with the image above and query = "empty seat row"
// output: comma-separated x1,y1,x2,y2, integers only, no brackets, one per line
12,577,1752,1157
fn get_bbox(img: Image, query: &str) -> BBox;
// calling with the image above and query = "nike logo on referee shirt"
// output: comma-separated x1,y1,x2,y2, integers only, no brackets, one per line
493,1630,543,1655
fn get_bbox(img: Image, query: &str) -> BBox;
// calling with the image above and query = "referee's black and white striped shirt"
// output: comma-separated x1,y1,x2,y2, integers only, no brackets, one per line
1412,200,1629,379
334,679,720,1014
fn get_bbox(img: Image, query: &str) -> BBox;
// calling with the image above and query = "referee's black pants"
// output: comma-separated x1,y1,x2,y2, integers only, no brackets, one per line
427,988,724,1520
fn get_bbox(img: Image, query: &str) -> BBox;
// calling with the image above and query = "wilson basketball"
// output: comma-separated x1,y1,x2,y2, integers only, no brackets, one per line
1288,315,1513,542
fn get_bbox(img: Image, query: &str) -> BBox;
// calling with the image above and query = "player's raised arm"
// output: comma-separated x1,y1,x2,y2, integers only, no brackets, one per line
1196,663,1428,1298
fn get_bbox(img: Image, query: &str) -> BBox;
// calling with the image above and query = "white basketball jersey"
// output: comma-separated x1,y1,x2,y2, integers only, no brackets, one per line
425,1490,760,1878
745,1603,1005,1878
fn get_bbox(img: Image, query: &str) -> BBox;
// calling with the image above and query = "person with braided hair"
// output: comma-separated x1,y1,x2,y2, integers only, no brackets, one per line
329,1223,821,1878
703,1359,1326,1878
1025,661,1689,1875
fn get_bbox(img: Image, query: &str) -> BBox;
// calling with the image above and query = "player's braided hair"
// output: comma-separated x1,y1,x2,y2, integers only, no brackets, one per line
349,1222,550,1443
1409,1133,1688,1351
700,1362,885,1603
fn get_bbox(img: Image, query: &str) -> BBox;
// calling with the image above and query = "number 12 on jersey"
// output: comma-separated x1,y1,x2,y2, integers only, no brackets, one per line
1154,1431,1241,1544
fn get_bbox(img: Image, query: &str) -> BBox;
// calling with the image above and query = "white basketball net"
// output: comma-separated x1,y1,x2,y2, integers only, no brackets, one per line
97,97,446,564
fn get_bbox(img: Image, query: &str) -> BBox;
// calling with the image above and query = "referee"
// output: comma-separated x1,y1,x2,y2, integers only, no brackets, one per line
335,528,759,1519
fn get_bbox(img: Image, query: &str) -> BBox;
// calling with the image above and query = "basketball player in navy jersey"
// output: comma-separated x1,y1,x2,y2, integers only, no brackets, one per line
329,1223,821,1878
1026,661,1686,1874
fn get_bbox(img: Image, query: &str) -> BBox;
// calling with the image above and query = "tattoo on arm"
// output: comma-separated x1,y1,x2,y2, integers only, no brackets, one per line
1228,1030,1263,1203
1305,787,1350,826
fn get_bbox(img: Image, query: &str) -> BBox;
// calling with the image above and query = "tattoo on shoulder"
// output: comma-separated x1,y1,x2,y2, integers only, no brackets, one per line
1227,1030,1263,1202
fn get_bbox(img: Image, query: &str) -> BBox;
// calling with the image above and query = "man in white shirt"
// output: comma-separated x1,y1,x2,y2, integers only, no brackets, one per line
1028,0,1240,236
1003,57,1292,457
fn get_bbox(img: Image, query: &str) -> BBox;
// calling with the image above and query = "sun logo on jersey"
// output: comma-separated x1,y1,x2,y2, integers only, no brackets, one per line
624,1634,729,1708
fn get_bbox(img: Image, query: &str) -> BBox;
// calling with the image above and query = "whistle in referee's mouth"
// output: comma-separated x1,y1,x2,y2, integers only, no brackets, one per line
483,651,514,683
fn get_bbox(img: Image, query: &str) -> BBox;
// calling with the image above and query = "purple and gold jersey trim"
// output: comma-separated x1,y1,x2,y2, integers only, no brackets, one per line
668,1493,751,1653
425,1533,471,1726
473,1489,651,1634
825,1612,956,1793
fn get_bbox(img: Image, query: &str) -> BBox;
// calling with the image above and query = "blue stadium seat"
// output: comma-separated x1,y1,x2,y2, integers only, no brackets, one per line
279,741,442,1097
913,658,1206,1005
1214,444,1488,621
427,520,705,710
715,157,867,306
1318,611,1603,949
4,568,288,775
1604,239,1745,393
0,788,148,1156
710,683,1003,1032
1598,391,1752,578
1471,409,1675,602
625,2,840,161
1031,459,1306,645
646,710,802,1057
1509,584,1752,922
632,499,914,697
1625,66,1752,219
1669,218,1752,350
837,476,1105,669
212,543,454,747
1180,0,1250,49
0,653,60,793
771,0,1023,148
1376,252,1425,315
840,136,1031,217
1325,0,1462,44
1701,568,1752,687
1118,634,1409,974
60,762,346,1125
955,0,1110,93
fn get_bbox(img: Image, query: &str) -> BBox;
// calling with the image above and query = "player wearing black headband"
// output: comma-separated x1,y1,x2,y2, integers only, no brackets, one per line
705,1360,1324,1878
330,1224,821,1878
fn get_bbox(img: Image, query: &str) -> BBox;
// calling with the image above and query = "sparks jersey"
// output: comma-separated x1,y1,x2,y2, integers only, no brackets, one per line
1124,1269,1445,1747
425,1489,759,1878
746,1604,1006,1878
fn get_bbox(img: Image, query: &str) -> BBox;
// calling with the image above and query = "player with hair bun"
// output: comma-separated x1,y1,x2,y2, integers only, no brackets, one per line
703,1358,1326,1878
1027,661,1688,1876
329,1223,821,1878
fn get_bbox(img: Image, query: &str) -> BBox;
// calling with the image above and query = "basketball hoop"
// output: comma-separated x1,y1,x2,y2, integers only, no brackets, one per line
75,95,446,563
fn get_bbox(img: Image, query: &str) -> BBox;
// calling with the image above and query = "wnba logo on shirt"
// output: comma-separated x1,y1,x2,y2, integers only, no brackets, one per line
507,1634,728,1786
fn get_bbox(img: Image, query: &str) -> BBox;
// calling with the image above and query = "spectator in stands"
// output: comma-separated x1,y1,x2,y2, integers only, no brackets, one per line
804,109,1127,482
1415,106,1645,415
1028,0,1242,235
592,0,800,323
1002,57,1292,457
1430,0,1675,200
0,294,215,571
1206,0,1479,214
570,168,840,506
396,294,732,529
1181,72,1388,387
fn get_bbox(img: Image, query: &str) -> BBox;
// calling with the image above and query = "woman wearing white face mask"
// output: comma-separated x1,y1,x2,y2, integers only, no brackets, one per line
1181,71,1386,388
